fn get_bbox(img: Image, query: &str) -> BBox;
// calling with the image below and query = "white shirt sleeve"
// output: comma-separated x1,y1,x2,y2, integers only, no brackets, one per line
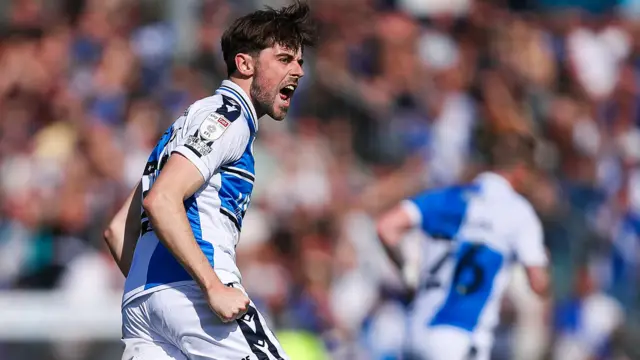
400,199,422,228
173,105,250,181
512,203,548,267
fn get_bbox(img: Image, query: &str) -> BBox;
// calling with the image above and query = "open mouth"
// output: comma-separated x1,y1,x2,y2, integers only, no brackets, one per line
279,84,297,102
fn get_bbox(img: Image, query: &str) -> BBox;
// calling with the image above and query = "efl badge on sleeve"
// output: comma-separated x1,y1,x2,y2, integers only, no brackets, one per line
199,112,231,141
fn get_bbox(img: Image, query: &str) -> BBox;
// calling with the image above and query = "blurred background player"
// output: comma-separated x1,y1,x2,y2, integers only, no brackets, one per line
1,0,640,359
376,130,550,360
103,2,316,359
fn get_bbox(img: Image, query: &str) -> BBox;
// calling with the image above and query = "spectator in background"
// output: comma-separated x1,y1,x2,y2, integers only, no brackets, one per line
552,266,624,360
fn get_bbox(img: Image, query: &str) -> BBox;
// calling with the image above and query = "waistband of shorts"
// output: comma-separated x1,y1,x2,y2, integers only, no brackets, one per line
122,269,242,308
216,269,241,285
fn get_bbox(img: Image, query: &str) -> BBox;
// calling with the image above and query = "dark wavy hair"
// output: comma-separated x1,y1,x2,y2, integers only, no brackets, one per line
221,1,317,76
480,130,537,169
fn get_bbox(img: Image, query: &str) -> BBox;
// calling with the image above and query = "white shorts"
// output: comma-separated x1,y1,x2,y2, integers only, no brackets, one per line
121,283,288,360
407,325,490,360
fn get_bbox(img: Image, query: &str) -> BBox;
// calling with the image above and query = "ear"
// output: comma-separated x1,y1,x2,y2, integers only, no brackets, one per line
235,53,255,77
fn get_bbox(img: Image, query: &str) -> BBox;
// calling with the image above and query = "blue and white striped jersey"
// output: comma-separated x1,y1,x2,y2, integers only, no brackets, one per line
403,172,548,348
123,80,259,307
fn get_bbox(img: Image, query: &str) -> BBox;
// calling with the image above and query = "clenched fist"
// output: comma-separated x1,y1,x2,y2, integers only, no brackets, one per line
206,286,250,323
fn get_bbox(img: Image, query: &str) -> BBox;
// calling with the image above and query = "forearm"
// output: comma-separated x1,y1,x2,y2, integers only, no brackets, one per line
377,229,405,270
104,183,142,276
379,229,424,291
526,266,551,298
144,193,224,292
384,241,405,270
105,224,132,276
533,272,551,298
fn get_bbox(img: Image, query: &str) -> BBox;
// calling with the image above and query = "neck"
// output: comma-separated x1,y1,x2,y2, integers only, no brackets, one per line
228,76,264,118
493,169,520,191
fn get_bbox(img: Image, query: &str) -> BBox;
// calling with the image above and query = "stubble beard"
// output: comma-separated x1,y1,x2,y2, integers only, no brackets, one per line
250,66,281,120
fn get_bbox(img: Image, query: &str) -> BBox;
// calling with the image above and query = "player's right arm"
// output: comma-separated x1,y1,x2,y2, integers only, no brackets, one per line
143,105,250,322
525,265,550,297
142,155,221,289
513,204,550,297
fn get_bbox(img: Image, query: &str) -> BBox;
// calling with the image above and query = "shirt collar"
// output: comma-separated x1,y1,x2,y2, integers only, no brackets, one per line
219,80,259,132
474,171,514,192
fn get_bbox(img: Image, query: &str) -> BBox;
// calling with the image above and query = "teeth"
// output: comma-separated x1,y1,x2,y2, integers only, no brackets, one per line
284,85,295,91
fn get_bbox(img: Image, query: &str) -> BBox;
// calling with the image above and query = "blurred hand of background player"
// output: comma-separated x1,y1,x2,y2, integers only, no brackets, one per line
207,286,251,322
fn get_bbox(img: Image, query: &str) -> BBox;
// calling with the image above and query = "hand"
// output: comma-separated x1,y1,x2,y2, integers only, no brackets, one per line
206,286,250,323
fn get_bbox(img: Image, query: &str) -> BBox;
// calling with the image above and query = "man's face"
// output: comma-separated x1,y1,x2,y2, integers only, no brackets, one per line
250,44,304,121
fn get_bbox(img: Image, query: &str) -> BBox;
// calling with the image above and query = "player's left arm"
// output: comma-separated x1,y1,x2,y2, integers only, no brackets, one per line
104,181,142,277
376,190,428,266
376,203,416,270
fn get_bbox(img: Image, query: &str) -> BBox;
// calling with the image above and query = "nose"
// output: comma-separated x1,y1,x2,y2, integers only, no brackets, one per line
292,61,304,78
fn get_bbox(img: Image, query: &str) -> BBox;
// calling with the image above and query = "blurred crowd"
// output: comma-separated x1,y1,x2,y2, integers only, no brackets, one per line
1,0,640,359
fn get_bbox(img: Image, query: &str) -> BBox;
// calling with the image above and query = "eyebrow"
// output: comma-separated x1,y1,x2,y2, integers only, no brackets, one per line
277,52,304,65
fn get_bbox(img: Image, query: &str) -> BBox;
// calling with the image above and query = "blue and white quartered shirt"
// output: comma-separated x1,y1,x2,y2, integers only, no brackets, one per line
403,172,548,348
123,80,259,306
